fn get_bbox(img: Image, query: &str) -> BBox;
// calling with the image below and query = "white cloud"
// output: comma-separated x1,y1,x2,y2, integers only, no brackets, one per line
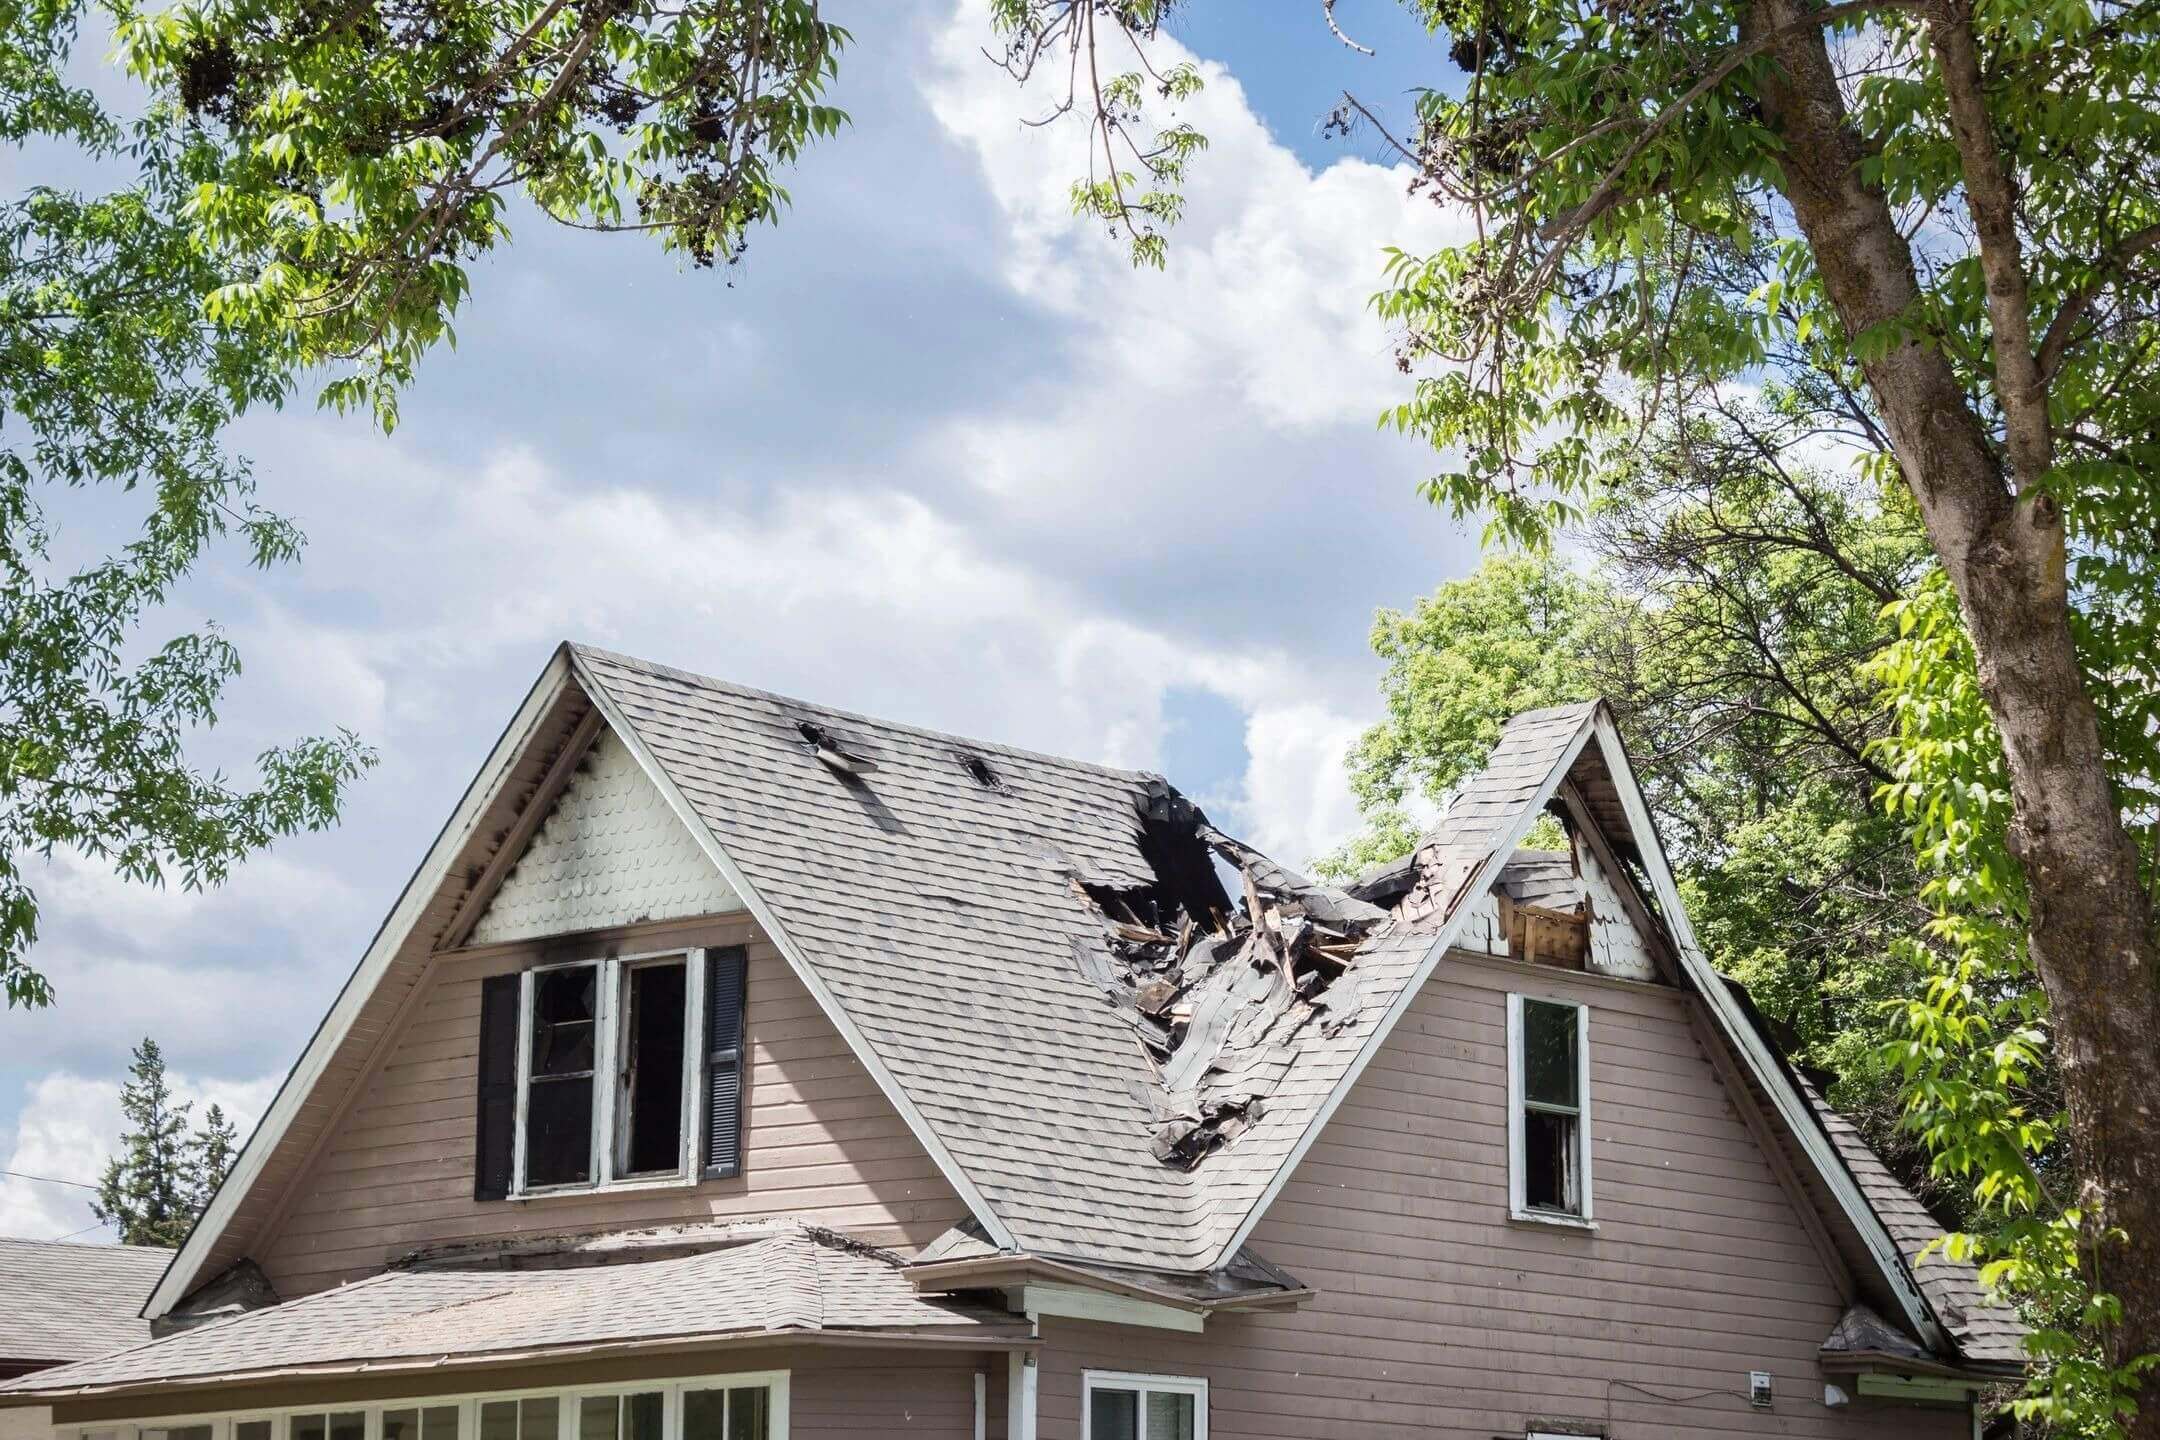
0,1069,276,1242
5,0,1483,1152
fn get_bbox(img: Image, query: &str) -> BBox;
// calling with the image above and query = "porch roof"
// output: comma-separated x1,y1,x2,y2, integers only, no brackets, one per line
2,1224,1027,1402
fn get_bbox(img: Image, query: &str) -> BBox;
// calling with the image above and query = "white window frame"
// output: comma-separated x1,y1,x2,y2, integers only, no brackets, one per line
1079,1371,1208,1440
55,1371,789,1440
1506,992,1595,1229
512,949,706,1198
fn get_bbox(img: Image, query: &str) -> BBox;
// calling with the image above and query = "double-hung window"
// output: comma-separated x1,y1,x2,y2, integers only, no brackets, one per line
1507,993,1593,1224
1082,1373,1206,1440
490,946,746,1198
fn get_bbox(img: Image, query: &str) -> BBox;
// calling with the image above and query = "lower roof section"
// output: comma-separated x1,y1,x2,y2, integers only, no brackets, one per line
3,1222,1029,1404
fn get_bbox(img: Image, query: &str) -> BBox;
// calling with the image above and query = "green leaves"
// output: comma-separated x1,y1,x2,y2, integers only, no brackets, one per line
112,0,848,420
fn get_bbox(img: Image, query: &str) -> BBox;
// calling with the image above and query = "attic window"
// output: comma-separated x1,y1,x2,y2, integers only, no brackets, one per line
957,751,1005,791
1508,994,1593,1226
491,948,747,1197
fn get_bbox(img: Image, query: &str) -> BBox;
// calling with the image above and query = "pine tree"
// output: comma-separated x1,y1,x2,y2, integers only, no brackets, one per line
186,1104,239,1211
92,1038,195,1247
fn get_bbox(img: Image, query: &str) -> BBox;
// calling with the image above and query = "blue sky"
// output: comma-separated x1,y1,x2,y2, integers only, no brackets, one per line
0,0,1481,1239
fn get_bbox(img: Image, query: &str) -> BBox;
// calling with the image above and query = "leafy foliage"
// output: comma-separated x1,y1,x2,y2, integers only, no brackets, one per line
1002,0,2160,1426
115,0,849,425
1,0,373,1010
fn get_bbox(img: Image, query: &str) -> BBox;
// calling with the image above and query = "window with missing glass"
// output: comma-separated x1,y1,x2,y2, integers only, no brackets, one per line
1508,993,1593,1223
510,950,729,1195
1081,1372,1207,1440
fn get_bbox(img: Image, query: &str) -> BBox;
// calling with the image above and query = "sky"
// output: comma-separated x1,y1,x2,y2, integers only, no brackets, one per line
0,0,1483,1242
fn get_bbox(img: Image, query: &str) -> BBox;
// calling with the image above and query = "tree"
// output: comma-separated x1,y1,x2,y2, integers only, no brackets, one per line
1327,401,1971,1212
5,0,844,1012
93,1037,196,1247
994,0,2160,1425
187,1102,239,1210
1,0,374,1009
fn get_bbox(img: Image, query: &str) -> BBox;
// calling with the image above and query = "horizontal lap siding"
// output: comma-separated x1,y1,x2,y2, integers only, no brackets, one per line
1030,955,1968,1440
257,917,967,1297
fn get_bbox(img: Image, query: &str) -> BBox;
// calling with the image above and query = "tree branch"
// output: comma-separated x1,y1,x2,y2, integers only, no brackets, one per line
2035,221,2160,381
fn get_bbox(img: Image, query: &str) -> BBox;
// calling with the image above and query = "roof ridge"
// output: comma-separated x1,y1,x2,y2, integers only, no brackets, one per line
569,643,1157,786
0,1236,173,1255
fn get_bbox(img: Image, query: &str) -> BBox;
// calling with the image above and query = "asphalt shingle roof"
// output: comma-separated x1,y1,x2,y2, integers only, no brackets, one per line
577,647,1462,1274
8,1224,1020,1397
1801,1081,2028,1367
0,1237,170,1365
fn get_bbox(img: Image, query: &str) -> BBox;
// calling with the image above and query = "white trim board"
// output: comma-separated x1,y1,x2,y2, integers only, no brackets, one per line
146,652,583,1318
565,649,1019,1251
1585,711,1946,1351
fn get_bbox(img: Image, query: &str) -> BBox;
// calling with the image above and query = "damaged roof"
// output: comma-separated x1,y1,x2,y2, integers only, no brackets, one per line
9,1222,1024,1399
572,646,1430,1272
149,645,2017,1376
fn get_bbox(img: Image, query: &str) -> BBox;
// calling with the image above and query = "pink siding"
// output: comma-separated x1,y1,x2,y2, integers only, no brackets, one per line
1026,953,1972,1440
256,916,968,1296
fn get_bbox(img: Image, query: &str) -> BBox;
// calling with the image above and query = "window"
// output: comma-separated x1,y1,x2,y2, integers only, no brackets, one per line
382,1408,461,1440
59,1374,786,1440
682,1384,772,1440
509,950,732,1195
1082,1373,1207,1440
1507,994,1593,1224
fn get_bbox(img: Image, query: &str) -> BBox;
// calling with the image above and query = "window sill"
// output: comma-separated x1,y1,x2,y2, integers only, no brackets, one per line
510,1173,698,1202
1509,1208,1598,1233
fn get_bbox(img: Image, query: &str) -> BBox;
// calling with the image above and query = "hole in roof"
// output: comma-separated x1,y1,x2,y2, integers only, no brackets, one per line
796,720,829,750
957,751,1006,792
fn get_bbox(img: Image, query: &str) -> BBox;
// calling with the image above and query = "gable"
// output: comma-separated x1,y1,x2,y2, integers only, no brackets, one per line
251,915,967,1298
469,729,743,945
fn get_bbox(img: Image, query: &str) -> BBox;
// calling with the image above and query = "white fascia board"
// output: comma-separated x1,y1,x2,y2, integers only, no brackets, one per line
1016,1284,1205,1334
565,650,1019,1252
146,650,580,1318
1208,708,1603,1267
1586,711,1948,1353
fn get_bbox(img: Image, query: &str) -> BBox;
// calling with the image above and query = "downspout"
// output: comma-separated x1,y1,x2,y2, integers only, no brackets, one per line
974,1370,986,1440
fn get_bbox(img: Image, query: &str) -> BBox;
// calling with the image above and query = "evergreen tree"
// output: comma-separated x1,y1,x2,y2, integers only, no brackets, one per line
186,1103,239,1212
92,1038,195,1248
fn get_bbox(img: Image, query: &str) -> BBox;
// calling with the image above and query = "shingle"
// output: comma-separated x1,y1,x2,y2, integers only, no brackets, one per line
1798,1079,2028,1366
6,1224,1020,1396
0,1238,169,1364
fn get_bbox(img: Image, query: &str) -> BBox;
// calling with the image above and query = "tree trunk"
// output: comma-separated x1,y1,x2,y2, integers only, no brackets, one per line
1743,0,2160,1412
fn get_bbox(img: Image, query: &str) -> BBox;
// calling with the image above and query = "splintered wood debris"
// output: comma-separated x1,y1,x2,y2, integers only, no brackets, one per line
1068,779,1388,1170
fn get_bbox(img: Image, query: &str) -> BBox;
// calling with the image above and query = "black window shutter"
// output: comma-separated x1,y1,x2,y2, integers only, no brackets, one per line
703,946,749,1178
473,973,521,1201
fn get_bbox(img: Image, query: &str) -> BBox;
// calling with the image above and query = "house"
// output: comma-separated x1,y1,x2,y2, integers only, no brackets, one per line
0,1238,172,1440
0,644,2024,1439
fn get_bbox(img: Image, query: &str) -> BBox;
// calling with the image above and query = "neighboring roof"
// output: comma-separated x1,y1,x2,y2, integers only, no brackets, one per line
0,1238,169,1365
8,1223,1024,1400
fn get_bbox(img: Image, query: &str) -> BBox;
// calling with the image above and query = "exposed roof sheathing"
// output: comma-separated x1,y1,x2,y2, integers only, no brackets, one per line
0,1238,169,1365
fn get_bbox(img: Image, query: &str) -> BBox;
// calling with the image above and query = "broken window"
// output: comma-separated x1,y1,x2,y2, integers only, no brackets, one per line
524,962,599,1187
502,948,742,1194
618,960,688,1176
1510,994,1591,1221
1082,1373,1205,1440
